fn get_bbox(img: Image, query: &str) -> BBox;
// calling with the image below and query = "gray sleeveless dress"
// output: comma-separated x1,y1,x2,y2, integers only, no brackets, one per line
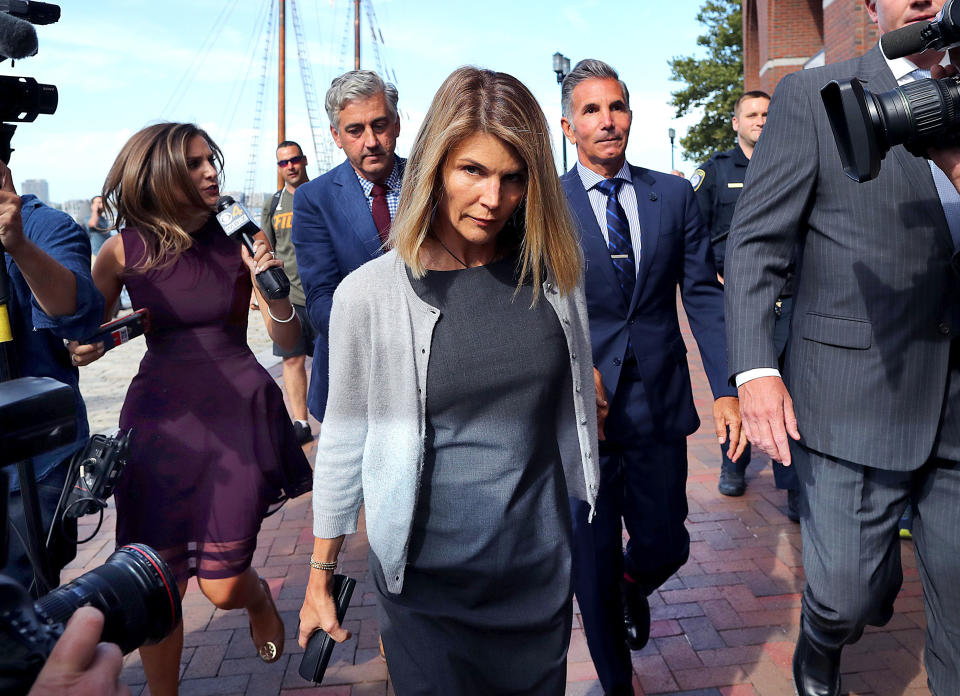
371,254,574,695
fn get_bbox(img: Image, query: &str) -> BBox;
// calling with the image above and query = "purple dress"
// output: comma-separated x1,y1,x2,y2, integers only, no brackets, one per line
114,218,312,582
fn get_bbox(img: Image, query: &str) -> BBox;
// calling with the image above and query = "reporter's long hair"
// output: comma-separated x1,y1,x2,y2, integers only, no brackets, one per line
391,66,582,299
102,122,224,271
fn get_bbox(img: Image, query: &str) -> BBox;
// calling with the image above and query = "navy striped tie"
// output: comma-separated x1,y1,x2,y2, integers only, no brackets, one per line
596,178,636,304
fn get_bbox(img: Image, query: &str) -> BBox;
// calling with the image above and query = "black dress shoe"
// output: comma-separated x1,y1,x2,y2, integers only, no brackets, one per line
787,489,801,523
620,578,650,651
718,467,746,496
605,686,634,696
793,630,841,696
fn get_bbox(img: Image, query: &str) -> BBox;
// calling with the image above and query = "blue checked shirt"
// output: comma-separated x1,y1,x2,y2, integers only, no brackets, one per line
577,161,643,275
355,158,402,220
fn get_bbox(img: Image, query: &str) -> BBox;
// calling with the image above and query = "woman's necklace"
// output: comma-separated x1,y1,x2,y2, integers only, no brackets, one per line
431,233,469,269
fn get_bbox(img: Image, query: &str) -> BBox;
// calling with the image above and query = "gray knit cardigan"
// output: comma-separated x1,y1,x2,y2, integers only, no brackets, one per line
311,250,600,594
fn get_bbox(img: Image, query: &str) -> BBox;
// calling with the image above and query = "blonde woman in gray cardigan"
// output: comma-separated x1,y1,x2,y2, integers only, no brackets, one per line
298,67,601,695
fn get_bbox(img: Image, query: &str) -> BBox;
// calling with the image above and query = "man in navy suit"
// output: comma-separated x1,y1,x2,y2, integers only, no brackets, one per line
292,69,405,421
560,59,744,696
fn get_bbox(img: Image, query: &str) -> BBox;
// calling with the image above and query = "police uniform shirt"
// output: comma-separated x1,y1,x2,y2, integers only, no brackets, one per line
690,144,749,277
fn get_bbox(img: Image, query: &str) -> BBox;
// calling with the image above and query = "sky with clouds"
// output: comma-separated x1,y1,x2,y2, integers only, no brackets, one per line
3,0,712,203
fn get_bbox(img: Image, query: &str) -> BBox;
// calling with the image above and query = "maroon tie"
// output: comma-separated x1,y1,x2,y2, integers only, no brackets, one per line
371,183,391,244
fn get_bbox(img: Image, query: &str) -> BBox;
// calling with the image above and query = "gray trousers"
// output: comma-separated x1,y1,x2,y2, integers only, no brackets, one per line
794,443,960,696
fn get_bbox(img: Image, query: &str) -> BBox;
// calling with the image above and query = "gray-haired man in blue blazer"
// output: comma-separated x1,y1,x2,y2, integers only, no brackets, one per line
293,70,405,421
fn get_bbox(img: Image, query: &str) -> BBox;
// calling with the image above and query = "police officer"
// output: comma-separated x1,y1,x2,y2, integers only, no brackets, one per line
692,90,769,280
692,90,768,498
692,90,800,519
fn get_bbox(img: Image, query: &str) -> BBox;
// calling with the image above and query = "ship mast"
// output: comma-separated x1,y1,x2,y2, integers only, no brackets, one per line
354,0,361,69
277,0,286,189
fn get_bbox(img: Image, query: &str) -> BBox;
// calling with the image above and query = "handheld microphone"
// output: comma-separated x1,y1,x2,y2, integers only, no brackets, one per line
880,0,960,59
0,10,37,59
80,309,151,352
880,21,932,59
215,196,290,300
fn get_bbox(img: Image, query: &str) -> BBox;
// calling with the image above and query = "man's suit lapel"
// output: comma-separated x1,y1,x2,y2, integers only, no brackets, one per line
332,161,384,258
859,47,953,249
564,170,628,314
628,165,660,314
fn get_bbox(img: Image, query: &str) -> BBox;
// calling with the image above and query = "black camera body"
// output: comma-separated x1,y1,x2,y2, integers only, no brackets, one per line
1,381,182,694
0,572,61,695
0,377,75,467
0,544,182,695
62,429,131,520
0,1,61,163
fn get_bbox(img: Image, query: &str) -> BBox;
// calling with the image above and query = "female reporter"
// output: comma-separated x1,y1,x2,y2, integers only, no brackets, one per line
73,123,312,696
297,67,600,694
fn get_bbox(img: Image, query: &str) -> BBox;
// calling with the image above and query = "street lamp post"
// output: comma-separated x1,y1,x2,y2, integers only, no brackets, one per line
553,52,572,171
668,128,676,171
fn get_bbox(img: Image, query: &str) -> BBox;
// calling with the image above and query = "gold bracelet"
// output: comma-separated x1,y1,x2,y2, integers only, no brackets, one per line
309,558,337,571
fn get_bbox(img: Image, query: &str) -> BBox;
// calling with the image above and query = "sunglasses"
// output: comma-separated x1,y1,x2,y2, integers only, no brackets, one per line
277,155,305,167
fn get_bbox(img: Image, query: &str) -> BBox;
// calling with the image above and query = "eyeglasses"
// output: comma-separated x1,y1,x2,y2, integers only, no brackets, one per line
277,155,305,167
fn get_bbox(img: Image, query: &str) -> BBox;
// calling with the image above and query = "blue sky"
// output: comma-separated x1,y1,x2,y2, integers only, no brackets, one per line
3,0,711,203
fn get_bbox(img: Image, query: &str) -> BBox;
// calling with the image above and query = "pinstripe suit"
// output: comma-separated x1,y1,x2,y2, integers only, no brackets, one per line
725,45,960,695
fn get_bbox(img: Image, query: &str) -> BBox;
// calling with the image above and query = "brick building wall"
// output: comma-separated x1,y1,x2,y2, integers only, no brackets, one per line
743,0,878,94
824,0,880,63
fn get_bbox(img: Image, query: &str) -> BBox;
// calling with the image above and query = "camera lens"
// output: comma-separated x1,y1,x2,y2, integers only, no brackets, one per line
872,76,960,149
33,544,181,653
823,75,960,182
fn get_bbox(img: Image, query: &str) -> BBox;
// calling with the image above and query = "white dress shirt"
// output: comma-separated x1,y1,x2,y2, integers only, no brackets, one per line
576,160,643,273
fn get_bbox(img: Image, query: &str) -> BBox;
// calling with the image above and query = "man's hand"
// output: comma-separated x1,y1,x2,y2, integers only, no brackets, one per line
737,375,800,465
713,396,748,462
0,160,25,254
28,607,129,696
593,367,609,441
67,340,105,367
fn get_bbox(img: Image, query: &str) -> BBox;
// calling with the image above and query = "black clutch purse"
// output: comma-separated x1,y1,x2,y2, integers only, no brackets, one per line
298,574,357,684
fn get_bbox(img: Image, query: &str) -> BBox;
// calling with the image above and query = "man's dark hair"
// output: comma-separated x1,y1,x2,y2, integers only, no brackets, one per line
276,140,303,155
734,90,771,117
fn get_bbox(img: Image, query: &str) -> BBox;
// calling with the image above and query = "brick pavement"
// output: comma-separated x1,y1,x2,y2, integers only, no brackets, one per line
62,307,929,695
